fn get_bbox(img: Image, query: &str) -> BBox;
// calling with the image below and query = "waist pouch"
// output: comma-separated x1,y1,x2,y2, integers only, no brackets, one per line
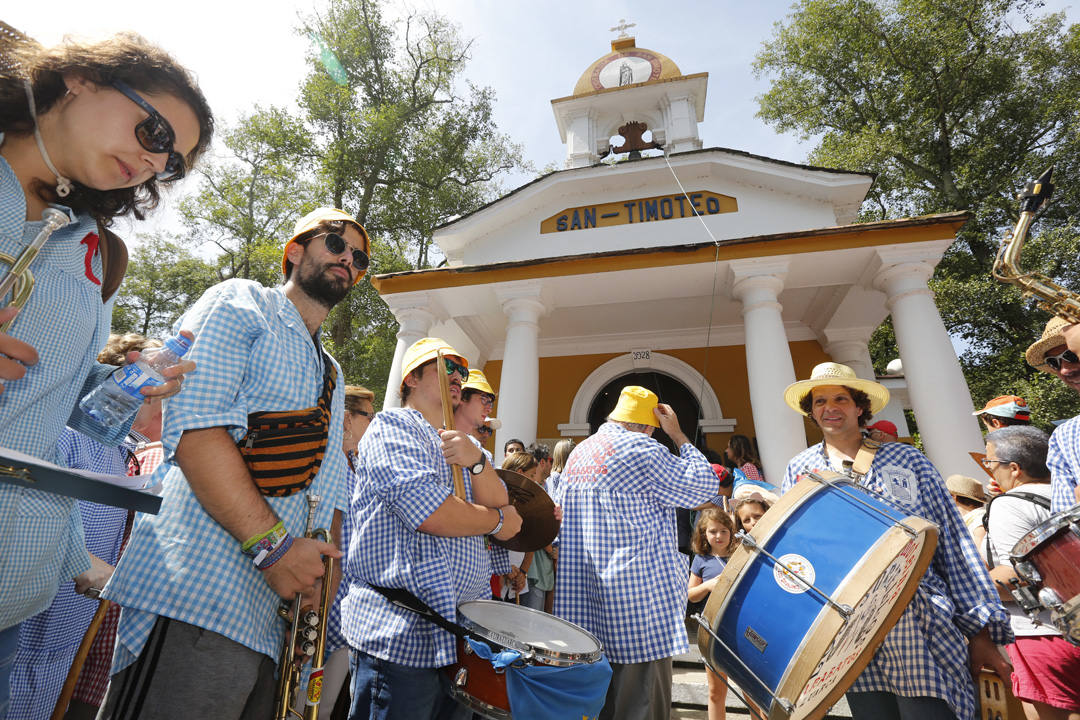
237,349,337,497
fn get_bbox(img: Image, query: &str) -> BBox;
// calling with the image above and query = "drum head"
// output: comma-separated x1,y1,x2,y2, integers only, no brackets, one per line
697,474,938,720
458,600,602,666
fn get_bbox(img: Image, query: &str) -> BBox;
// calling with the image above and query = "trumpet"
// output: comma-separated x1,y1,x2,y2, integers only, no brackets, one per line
274,494,335,720
0,207,70,332
992,167,1080,324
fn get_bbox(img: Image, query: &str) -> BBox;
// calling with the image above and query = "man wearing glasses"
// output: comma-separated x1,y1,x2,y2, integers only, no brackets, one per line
1026,317,1080,512
98,208,366,719
340,338,521,720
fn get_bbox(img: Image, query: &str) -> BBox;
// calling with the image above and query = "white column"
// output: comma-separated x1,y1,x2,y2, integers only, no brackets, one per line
382,304,435,410
874,259,983,477
731,264,807,484
494,283,546,465
823,329,876,381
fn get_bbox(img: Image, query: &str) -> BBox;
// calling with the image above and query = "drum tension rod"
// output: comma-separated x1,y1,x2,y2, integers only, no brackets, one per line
805,472,919,538
737,531,853,619
692,613,796,716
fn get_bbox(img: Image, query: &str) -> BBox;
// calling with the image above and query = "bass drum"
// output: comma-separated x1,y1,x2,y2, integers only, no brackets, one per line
1010,505,1080,645
697,472,937,720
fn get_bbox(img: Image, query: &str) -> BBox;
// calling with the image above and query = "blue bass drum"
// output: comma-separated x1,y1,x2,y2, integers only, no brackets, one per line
696,471,938,720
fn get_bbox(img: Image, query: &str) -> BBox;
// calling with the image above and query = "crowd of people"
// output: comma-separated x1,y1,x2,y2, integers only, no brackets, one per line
2,27,1080,720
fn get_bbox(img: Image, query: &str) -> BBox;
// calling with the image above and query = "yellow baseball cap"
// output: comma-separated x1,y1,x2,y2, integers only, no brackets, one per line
608,386,660,428
463,369,496,397
282,207,370,285
400,338,468,385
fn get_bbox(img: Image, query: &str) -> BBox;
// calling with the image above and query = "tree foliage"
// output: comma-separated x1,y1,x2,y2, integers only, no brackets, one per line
112,235,217,337
756,0,1080,427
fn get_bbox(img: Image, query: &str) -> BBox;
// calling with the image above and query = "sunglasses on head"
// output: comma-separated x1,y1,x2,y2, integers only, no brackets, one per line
1045,348,1079,371
443,357,468,381
321,232,370,272
110,80,185,182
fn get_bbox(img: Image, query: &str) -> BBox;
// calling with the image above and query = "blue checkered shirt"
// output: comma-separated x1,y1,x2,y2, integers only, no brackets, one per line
103,280,349,668
783,442,1011,720
1047,416,1080,513
9,429,131,720
552,422,723,664
340,407,510,668
0,148,135,630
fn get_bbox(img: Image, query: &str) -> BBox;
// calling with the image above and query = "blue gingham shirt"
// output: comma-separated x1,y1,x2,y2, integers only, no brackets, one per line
783,442,1011,720
0,147,134,630
10,429,131,720
1047,416,1080,513
340,408,510,668
103,280,348,668
552,422,723,664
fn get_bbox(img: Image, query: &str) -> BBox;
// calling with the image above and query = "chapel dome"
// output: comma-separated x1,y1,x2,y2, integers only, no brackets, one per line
572,37,683,97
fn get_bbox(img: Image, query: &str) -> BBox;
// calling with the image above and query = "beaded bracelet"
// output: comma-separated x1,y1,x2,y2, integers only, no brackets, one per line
255,533,294,571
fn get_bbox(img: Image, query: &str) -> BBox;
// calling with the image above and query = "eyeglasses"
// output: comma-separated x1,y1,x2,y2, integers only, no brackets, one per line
477,427,493,436
1045,348,1079,371
110,80,185,182
980,457,1012,469
354,410,374,418
477,394,494,410
443,357,468,381
321,232,370,272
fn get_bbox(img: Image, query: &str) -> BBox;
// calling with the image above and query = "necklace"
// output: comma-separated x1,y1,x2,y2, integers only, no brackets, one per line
23,80,73,198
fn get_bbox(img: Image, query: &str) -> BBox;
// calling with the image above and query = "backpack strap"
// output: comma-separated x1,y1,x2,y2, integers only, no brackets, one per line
982,489,1052,567
95,219,128,303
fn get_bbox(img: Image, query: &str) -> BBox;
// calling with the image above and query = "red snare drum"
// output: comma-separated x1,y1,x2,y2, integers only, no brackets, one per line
1010,506,1080,645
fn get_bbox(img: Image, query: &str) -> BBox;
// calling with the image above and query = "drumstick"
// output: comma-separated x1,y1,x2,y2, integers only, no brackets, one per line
436,350,467,499
51,598,111,720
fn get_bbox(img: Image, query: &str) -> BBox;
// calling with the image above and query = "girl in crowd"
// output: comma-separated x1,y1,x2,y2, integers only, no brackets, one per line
0,30,212,714
733,494,771,535
726,434,764,484
687,508,737,720
501,451,554,610
547,438,574,501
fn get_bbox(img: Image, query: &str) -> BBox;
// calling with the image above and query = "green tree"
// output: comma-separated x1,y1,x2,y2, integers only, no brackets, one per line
112,235,217,336
178,106,321,287
755,0,1080,427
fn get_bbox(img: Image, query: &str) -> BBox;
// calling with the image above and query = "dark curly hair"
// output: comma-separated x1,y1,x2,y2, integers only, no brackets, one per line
799,386,874,427
1,32,214,224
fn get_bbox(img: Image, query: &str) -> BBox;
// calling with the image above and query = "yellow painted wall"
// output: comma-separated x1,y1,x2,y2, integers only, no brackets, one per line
480,339,832,455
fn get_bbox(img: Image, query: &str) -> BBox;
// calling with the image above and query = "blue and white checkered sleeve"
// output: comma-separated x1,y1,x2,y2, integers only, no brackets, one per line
161,281,261,458
1048,421,1080,513
367,413,451,530
641,441,721,507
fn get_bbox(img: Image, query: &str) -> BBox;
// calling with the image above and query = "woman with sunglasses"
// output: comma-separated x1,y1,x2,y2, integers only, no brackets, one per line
0,31,213,714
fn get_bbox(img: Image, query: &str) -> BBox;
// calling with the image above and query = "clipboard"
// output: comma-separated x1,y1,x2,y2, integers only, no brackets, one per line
0,447,162,514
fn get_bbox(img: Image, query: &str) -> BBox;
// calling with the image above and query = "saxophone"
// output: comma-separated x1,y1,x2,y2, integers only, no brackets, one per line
992,167,1080,323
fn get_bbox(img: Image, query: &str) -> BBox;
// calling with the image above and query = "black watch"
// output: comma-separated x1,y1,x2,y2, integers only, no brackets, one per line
470,452,486,475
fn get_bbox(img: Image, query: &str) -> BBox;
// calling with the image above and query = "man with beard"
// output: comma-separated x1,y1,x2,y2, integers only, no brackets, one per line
1027,317,1080,511
97,208,364,719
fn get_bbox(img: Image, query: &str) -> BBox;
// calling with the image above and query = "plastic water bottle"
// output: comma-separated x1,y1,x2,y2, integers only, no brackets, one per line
79,333,192,427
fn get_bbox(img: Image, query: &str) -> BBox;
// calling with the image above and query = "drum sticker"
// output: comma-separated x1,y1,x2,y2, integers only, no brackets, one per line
774,553,816,594
880,465,918,505
744,626,768,653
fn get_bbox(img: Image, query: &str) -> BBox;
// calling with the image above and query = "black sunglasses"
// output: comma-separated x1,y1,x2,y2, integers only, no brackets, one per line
1045,348,1079,371
443,357,469,381
355,410,374,418
110,80,185,182
322,232,370,272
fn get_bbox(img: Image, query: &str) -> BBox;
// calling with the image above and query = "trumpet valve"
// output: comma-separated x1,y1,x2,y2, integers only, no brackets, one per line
302,610,319,626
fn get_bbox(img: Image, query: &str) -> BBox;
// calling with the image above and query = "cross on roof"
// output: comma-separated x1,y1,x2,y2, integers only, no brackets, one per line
609,18,636,39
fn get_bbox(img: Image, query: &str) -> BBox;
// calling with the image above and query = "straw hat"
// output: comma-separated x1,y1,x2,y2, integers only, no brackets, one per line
282,207,370,285
463,369,496,397
400,338,467,382
608,386,660,428
945,474,986,504
783,362,890,416
1026,316,1073,371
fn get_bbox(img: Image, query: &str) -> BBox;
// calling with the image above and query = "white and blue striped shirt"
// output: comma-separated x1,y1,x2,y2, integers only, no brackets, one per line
1047,415,1080,513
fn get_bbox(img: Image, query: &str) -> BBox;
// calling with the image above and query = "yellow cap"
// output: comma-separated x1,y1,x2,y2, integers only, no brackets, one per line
608,386,660,427
282,207,371,285
463,369,495,396
400,338,468,385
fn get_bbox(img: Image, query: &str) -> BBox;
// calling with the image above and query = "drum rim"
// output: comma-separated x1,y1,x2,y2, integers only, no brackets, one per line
447,681,512,720
457,599,604,665
1010,506,1080,559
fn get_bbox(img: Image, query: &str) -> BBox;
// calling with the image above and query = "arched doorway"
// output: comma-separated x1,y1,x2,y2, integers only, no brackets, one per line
586,371,702,453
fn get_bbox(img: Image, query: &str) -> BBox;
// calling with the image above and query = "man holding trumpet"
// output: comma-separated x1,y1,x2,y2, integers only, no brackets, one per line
340,337,520,720
97,208,365,719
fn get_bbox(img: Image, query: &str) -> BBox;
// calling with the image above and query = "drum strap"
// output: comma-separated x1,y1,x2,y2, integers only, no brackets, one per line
982,491,1052,567
368,585,486,643
844,440,881,481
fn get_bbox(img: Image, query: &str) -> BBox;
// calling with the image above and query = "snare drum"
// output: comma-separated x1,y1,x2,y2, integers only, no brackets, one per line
446,600,607,720
696,472,937,720
1010,505,1080,644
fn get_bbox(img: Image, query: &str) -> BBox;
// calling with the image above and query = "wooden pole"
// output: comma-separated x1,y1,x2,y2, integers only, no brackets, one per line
51,599,110,720
437,350,467,499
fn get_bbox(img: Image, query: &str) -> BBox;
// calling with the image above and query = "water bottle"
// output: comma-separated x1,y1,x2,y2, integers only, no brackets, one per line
79,333,192,427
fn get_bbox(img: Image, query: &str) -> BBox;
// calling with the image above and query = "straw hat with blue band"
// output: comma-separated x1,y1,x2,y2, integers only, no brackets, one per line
608,386,660,428
282,207,371,285
783,362,890,416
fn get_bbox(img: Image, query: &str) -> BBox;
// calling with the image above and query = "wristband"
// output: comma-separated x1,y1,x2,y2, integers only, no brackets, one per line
487,507,504,537
241,520,286,555
255,532,293,570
